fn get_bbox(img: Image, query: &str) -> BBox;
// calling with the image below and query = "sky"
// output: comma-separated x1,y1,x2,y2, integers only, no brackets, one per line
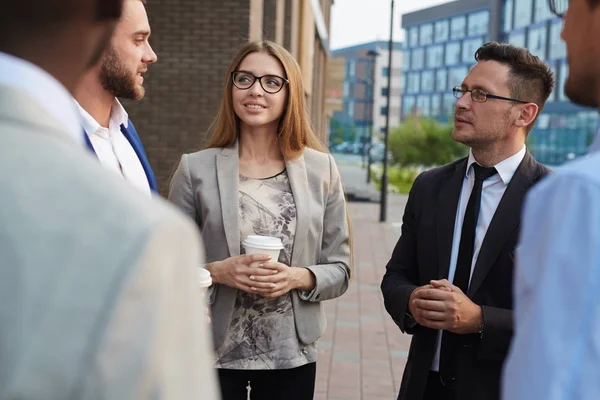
330,0,451,50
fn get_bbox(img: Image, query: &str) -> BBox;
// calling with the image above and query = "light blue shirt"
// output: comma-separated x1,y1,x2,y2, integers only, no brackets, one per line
502,149,600,400
430,146,526,371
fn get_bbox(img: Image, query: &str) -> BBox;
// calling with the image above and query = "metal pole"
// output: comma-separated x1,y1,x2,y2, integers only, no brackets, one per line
379,0,394,222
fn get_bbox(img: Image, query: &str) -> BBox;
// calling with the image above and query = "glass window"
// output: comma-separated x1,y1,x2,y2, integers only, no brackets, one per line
420,23,434,46
508,31,526,47
348,100,354,118
546,62,556,102
527,26,547,59
534,0,553,22
411,48,425,70
449,66,468,87
442,93,456,116
403,95,416,117
348,60,356,77
559,61,568,101
445,42,461,65
462,38,484,63
549,21,566,60
450,16,467,40
436,69,448,92
431,94,442,115
426,45,445,68
409,26,419,47
421,71,435,92
504,0,513,32
468,10,489,37
417,95,431,116
400,74,406,91
408,72,420,93
403,50,411,70
343,81,349,96
380,106,388,116
514,0,533,29
435,20,449,42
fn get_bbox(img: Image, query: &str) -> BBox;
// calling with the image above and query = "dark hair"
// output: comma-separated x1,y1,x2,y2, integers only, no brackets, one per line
475,42,555,130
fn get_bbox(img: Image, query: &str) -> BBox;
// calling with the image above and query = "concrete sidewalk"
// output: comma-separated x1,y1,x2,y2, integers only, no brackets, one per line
314,194,412,400
335,157,381,203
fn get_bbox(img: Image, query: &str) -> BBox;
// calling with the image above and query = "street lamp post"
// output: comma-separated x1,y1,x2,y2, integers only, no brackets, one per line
365,49,379,184
379,0,394,223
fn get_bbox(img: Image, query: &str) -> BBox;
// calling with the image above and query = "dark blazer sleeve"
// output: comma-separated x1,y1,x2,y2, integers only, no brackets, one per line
381,173,423,334
478,306,512,360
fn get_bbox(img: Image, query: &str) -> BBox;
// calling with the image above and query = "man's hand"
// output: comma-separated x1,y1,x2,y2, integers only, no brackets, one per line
409,279,482,334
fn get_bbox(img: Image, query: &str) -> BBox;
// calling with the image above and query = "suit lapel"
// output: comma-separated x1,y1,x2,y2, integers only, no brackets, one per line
120,122,158,192
437,159,467,279
216,144,240,257
286,153,310,267
467,152,539,297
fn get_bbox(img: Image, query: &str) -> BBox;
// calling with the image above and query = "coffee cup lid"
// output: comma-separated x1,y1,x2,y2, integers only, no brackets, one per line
198,268,212,287
242,235,284,250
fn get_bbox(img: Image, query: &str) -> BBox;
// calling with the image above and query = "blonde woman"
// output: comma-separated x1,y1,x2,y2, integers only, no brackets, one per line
169,41,351,399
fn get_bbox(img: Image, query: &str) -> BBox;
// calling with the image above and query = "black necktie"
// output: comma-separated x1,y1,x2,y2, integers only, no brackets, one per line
439,163,497,386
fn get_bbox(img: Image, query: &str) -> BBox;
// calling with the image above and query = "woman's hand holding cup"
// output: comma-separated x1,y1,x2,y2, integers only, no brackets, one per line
208,254,277,293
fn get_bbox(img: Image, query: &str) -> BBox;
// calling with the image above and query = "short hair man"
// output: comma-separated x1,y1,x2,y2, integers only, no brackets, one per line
76,0,158,195
503,1,600,399
0,0,218,398
381,42,554,400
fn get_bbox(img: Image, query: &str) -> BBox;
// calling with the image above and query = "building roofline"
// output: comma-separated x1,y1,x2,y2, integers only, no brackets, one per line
331,40,403,56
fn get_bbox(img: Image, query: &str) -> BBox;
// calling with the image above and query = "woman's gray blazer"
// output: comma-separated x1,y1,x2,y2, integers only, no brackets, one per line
168,143,351,350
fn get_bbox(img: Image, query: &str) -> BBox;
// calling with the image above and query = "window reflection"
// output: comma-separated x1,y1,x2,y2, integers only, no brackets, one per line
435,20,449,42
534,0,553,22
403,95,416,117
450,16,467,40
409,27,419,47
468,10,489,36
420,24,433,46
514,0,532,28
508,31,525,47
431,95,442,115
426,45,444,68
403,50,411,70
527,26,547,59
421,71,435,92
549,21,566,60
417,95,431,116
503,0,513,32
436,69,448,92
443,93,456,116
445,42,461,65
462,38,484,63
411,48,425,69
449,66,468,87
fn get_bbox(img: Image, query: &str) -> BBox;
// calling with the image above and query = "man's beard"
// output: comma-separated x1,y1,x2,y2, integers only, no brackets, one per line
99,45,144,100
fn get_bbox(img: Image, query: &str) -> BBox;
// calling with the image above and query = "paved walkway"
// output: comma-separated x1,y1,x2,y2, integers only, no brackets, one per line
314,193,412,400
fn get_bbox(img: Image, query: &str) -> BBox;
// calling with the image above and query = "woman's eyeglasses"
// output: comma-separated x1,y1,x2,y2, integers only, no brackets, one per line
232,71,289,94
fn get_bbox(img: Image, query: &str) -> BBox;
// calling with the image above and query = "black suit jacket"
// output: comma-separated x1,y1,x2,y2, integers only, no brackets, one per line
381,152,550,400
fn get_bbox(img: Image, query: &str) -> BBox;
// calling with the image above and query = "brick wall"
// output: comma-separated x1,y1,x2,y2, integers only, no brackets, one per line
124,0,251,194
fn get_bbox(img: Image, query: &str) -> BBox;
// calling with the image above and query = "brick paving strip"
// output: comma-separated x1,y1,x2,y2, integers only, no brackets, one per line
314,194,413,400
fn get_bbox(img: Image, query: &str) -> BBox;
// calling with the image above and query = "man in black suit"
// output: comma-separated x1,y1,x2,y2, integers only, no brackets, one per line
381,42,554,400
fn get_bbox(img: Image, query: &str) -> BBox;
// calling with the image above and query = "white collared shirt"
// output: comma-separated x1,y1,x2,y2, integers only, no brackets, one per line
431,145,527,371
76,99,151,196
0,51,81,145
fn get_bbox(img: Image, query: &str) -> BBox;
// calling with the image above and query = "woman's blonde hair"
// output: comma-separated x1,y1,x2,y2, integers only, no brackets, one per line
204,40,326,159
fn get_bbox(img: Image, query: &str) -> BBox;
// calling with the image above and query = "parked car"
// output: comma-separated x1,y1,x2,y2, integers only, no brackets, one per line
369,142,392,163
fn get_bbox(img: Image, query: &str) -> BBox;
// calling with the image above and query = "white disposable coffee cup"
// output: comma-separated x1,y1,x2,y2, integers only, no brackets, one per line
242,235,284,262
197,267,212,291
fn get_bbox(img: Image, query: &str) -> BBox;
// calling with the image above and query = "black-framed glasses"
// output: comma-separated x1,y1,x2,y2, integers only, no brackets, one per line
548,0,568,18
231,71,289,94
452,86,528,104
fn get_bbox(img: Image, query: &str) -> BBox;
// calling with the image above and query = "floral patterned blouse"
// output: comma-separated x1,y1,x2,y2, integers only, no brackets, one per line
214,169,318,370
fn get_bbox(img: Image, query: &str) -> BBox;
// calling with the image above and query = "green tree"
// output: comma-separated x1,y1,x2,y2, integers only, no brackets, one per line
389,117,467,167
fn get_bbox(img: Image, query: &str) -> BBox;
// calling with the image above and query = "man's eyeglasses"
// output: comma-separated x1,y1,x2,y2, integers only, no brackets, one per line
452,86,528,104
231,71,288,94
548,0,568,18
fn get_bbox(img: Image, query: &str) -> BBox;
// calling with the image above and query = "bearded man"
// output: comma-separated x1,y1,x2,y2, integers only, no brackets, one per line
76,0,158,195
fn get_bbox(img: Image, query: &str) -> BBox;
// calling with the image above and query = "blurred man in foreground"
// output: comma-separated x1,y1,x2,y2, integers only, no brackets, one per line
0,0,219,398
503,1,600,399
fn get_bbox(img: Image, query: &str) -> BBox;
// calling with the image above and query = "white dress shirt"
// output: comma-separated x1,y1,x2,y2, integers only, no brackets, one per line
0,51,81,145
431,145,527,371
77,100,151,196
503,149,600,400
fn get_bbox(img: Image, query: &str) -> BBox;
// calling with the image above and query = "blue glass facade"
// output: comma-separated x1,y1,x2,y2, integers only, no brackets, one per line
402,0,599,166
402,9,489,122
